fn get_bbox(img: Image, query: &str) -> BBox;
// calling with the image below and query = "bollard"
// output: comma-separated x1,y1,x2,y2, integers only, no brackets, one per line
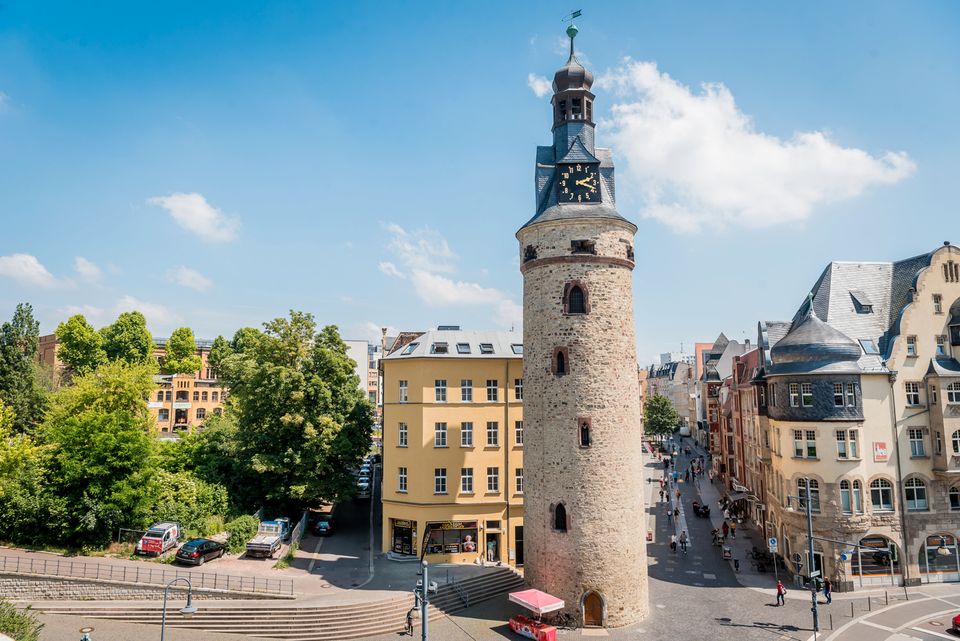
829,613,833,630
885,591,888,605
851,602,855,617
903,586,909,601
867,595,872,611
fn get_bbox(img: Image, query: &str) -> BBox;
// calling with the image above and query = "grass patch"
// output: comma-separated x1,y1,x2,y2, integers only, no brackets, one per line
273,541,299,570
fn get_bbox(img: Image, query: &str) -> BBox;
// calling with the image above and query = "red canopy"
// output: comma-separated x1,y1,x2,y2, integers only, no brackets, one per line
509,589,565,615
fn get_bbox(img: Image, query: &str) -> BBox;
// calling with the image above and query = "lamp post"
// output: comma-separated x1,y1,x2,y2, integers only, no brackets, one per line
160,577,198,641
786,477,819,637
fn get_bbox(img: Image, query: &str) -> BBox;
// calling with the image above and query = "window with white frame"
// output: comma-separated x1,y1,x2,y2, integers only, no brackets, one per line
904,477,928,511
906,336,917,356
849,429,859,458
934,293,943,313
398,422,408,447
937,335,948,357
948,383,960,404
789,383,799,407
515,378,523,400
950,486,960,511
908,428,925,457
797,479,820,512
399,380,408,403
434,468,447,494
846,383,856,407
515,420,523,445
460,467,473,493
461,379,473,402
793,430,804,457
805,430,817,458
852,480,864,513
435,380,447,402
461,422,473,447
836,430,850,459
870,478,894,511
801,383,813,407
434,422,447,447
952,429,960,454
486,379,498,402
839,479,852,513
398,467,407,492
486,467,499,492
833,384,844,407
905,382,921,406
486,421,499,446
515,468,523,494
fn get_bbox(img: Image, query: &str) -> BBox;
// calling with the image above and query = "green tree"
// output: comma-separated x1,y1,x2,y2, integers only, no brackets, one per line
40,361,158,546
219,312,373,511
145,469,228,533
208,335,231,377
55,314,106,377
643,394,679,441
100,311,153,365
0,303,47,434
162,326,202,374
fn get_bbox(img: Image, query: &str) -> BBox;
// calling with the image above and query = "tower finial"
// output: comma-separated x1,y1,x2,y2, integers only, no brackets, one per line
562,10,582,59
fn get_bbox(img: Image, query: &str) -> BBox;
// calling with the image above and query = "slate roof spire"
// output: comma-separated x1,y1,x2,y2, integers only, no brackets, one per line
551,23,595,130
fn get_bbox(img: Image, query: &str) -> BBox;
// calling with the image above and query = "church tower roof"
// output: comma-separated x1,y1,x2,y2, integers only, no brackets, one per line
553,24,595,94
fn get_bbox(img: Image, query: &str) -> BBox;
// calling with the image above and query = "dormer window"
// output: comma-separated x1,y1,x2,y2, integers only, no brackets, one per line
431,342,449,354
479,343,494,355
571,240,596,255
457,343,471,354
401,342,419,356
850,290,873,314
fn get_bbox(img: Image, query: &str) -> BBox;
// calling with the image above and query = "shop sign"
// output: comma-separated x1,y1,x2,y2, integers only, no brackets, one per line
873,442,889,462
429,520,478,530
173,402,192,410
393,519,412,528
147,401,164,409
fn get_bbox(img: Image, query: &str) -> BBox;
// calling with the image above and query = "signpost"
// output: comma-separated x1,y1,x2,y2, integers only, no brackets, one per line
768,537,779,586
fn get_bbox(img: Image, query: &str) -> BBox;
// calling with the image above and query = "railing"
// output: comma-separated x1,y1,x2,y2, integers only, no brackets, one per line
1,554,294,596
451,578,469,608
289,511,309,548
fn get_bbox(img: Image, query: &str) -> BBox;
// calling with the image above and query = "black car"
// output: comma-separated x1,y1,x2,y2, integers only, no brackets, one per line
175,538,225,566
312,517,335,536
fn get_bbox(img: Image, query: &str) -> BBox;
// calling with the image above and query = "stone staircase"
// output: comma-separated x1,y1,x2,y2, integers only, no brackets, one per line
33,566,525,640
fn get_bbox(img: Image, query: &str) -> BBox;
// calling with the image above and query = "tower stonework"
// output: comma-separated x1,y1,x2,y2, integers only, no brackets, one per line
517,25,648,628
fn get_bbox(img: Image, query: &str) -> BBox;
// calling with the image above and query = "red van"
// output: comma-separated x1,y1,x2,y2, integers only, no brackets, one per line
136,522,181,556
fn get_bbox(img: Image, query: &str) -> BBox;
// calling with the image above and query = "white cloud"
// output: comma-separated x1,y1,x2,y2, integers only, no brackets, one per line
527,73,552,98
148,192,240,242
597,60,916,233
378,261,405,279
167,265,213,292
60,304,107,325
382,223,522,330
359,321,399,345
0,253,58,288
74,256,102,283
113,295,182,332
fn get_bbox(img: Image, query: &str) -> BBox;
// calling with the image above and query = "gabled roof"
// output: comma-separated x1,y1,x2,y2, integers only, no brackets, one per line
556,135,599,164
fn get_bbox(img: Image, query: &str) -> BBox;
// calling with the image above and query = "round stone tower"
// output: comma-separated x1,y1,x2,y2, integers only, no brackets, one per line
516,24,648,628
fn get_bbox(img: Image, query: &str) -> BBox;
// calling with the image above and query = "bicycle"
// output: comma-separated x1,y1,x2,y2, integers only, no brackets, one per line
551,611,578,630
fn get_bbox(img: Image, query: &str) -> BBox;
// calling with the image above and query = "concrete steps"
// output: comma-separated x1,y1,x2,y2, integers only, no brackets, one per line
33,567,525,640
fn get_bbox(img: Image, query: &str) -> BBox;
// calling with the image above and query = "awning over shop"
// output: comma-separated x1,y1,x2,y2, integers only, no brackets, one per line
728,492,749,503
509,589,565,615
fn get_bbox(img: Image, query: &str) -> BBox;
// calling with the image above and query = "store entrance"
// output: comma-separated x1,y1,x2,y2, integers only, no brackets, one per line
392,520,414,556
515,526,524,565
485,533,500,563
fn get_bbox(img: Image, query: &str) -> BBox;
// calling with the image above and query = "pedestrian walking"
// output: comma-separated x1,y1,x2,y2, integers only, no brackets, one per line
775,580,787,606
670,533,677,553
729,520,737,538
659,489,665,502
673,507,680,520
679,530,688,554
824,578,832,605
684,470,690,483
406,607,415,635
675,488,681,500
667,505,672,523
721,521,729,538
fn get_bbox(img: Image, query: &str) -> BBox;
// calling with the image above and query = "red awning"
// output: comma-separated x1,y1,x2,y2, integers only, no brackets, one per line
509,589,565,615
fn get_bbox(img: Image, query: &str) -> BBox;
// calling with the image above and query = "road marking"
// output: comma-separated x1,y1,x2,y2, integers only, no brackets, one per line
307,535,325,573
910,626,957,641
349,464,378,590
861,620,895,631
703,573,716,580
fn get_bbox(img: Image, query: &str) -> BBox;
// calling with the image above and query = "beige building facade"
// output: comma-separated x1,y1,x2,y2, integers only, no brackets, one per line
380,329,524,567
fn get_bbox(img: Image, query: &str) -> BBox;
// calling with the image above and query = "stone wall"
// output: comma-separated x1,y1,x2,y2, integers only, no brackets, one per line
2,573,286,601
519,217,648,627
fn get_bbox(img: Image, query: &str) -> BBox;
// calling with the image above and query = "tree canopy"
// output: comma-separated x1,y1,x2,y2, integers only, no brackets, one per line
0,304,47,434
55,314,107,378
162,327,203,374
100,311,152,365
643,393,679,440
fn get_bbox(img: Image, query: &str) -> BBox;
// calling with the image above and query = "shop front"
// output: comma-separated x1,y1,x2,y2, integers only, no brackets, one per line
391,518,416,556
425,520,479,560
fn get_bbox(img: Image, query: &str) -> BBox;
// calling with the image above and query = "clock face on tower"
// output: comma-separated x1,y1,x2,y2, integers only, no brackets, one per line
558,163,601,203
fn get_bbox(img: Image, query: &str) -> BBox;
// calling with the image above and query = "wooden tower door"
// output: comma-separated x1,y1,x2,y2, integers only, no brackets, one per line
583,591,603,627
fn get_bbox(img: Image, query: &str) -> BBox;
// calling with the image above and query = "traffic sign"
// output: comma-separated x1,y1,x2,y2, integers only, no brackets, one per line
839,553,848,562
810,570,820,578
767,537,778,553
793,553,803,563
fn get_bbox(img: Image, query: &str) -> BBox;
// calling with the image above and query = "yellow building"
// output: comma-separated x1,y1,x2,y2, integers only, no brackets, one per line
381,328,524,566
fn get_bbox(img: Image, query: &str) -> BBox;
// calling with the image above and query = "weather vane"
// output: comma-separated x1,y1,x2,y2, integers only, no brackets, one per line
562,9,582,22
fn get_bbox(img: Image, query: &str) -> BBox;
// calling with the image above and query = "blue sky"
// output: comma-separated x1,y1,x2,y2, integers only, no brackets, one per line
1,1,958,364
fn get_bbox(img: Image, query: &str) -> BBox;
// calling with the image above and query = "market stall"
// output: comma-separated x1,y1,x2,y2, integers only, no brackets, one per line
508,589,563,641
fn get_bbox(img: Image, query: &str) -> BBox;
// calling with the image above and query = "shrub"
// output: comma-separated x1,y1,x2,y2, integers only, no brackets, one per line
0,601,43,641
224,515,259,554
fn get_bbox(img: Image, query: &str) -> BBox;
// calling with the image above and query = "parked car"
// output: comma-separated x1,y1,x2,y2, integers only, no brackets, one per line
175,538,225,566
952,612,960,633
246,521,284,558
136,522,181,556
312,516,335,536
274,516,292,543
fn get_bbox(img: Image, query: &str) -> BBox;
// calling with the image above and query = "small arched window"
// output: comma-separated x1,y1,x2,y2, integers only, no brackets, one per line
904,477,928,511
557,351,566,374
568,286,586,314
554,503,568,532
579,419,591,447
553,347,569,376
952,429,960,454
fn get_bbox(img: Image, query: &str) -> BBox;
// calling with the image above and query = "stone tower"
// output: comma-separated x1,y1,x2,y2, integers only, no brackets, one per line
516,24,648,628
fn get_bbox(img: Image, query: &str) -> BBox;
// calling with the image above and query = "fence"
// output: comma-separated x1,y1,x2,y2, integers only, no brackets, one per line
289,511,309,549
1,554,294,596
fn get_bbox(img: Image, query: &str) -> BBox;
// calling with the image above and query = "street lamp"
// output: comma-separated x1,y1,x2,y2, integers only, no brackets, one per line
160,577,198,641
79,626,95,641
785,477,820,637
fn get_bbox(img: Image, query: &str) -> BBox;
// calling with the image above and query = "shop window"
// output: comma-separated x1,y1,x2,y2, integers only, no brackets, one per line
426,522,478,555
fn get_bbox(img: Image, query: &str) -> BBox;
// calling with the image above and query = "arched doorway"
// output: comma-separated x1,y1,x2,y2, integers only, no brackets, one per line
853,535,900,587
918,534,960,583
581,591,605,627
